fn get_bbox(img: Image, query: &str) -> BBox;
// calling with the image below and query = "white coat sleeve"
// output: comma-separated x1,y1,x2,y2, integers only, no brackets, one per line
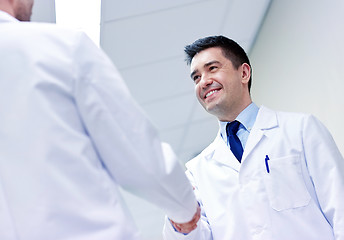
72,32,197,223
162,170,213,240
303,115,344,240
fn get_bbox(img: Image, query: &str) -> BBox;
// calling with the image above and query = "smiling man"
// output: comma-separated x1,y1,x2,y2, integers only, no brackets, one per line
163,35,344,240
191,46,251,122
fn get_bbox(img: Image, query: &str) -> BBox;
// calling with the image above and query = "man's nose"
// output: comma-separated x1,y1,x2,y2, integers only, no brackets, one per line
200,75,213,88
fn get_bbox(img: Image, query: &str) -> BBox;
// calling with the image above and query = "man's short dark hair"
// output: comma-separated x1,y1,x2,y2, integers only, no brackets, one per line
184,35,252,92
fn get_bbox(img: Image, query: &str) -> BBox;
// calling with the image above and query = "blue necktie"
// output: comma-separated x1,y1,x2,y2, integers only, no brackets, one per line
226,121,243,162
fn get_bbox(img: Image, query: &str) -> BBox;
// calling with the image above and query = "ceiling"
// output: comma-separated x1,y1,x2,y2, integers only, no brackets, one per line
29,0,271,164
100,0,272,163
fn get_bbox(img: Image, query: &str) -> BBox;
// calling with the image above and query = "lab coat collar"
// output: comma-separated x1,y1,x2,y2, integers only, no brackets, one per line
254,105,278,131
0,10,19,23
202,106,278,171
243,105,278,159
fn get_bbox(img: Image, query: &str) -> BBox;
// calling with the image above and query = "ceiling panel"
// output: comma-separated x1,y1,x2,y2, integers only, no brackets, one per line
221,0,272,51
188,98,215,121
100,0,228,69
120,56,194,105
102,0,208,21
159,127,188,153
180,118,218,152
141,93,195,131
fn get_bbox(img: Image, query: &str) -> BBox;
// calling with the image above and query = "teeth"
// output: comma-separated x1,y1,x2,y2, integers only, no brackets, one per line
205,90,218,98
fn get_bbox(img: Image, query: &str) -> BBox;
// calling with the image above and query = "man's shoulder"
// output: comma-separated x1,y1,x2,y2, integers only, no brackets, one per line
0,21,94,58
260,105,309,117
1,21,84,42
258,106,311,126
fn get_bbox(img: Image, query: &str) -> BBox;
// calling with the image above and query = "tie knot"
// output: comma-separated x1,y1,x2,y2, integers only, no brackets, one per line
226,120,241,136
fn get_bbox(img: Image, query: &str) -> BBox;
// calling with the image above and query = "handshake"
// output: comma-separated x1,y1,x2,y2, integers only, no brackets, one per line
170,204,201,234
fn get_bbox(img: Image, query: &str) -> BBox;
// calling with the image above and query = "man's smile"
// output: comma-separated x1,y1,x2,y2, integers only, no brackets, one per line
203,87,221,99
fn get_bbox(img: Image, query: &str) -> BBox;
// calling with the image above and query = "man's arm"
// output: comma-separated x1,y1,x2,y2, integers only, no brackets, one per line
163,170,213,240
73,32,198,223
303,115,344,240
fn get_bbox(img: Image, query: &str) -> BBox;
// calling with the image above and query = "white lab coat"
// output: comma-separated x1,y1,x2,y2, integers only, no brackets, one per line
0,11,197,240
163,106,344,240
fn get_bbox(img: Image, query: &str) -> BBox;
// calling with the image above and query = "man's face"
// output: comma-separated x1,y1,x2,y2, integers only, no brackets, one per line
190,47,251,121
13,0,34,21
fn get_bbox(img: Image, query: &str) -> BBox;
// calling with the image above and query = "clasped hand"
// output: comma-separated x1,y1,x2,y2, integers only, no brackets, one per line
170,205,201,234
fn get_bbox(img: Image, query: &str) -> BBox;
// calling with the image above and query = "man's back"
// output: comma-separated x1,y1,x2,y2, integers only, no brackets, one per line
0,18,145,239
0,15,198,239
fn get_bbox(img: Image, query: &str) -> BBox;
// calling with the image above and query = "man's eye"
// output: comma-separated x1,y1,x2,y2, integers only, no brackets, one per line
209,66,218,71
193,75,200,82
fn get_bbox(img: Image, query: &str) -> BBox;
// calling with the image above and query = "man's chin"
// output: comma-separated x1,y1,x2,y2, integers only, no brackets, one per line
204,104,217,115
204,103,226,118
200,99,221,116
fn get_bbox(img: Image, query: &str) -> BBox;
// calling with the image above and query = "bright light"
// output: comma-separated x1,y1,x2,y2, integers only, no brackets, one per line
55,0,101,46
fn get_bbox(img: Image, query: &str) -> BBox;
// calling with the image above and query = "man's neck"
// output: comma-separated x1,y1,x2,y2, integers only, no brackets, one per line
218,100,253,122
0,3,15,19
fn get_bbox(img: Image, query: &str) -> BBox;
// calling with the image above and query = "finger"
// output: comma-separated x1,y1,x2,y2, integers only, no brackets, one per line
178,222,198,233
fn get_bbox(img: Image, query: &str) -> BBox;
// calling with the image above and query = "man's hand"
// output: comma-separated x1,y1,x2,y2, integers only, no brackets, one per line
170,205,201,234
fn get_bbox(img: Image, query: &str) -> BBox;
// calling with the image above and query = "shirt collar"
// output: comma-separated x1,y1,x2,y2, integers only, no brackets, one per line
219,102,259,137
0,10,19,23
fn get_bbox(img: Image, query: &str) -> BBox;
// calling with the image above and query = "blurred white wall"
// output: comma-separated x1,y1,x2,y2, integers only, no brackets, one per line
250,0,344,155
31,0,55,23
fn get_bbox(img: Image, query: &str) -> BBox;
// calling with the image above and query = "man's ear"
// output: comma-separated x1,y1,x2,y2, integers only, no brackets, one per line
241,63,251,84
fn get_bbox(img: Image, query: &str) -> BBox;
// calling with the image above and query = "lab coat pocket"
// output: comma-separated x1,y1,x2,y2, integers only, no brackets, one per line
264,155,311,211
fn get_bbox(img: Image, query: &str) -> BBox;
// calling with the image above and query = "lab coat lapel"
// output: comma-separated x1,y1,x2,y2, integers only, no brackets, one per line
208,133,241,172
204,106,277,171
242,106,278,161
